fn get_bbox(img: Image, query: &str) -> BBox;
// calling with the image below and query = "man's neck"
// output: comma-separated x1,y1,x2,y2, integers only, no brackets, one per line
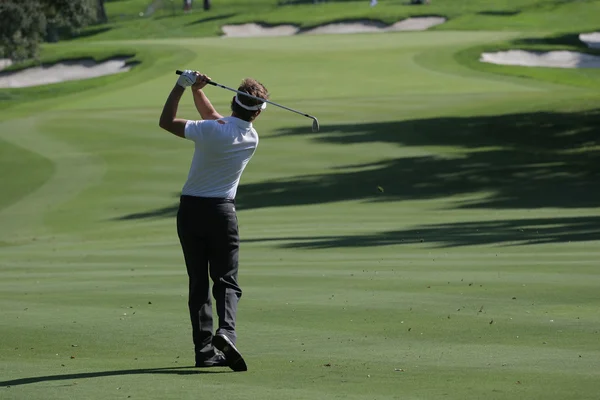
231,112,251,123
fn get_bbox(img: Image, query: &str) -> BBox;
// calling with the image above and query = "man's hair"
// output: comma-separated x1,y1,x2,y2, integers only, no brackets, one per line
231,78,269,122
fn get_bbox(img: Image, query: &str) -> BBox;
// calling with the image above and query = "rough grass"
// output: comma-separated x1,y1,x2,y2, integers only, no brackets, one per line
0,44,196,114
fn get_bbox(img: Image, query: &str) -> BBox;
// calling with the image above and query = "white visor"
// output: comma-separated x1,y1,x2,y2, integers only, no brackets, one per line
235,94,267,111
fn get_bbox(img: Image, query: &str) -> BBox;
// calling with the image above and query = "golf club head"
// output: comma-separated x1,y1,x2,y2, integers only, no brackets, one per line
311,117,320,132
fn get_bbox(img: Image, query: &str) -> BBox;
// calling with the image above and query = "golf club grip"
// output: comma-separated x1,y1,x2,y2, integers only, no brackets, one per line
174,70,216,86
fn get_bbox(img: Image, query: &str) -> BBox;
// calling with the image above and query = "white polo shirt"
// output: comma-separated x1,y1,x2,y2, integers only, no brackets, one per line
181,116,259,199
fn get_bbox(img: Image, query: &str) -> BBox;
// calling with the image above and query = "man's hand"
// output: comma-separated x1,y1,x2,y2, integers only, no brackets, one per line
177,70,197,88
192,72,212,90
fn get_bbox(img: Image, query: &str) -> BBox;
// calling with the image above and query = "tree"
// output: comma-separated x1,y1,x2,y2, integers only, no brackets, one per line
43,0,96,43
0,2,46,61
97,0,108,24
0,0,96,62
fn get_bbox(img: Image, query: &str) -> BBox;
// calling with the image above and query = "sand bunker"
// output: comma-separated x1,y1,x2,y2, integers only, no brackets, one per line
303,17,446,35
0,57,134,89
0,59,13,71
480,50,600,69
579,32,600,49
222,24,298,37
221,17,446,37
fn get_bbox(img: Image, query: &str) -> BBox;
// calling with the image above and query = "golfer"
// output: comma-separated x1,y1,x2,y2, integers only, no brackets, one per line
159,70,268,372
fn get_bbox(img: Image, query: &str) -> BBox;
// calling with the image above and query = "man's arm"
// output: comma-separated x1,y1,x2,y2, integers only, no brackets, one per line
159,84,188,138
159,70,198,137
192,88,223,120
192,73,223,120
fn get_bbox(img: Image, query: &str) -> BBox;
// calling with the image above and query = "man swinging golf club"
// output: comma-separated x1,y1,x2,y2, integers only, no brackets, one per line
159,69,269,371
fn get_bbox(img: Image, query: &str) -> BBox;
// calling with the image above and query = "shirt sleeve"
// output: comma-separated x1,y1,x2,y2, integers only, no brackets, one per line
184,120,217,143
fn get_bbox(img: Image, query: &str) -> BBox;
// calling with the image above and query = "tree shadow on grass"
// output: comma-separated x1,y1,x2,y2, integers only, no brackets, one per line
0,366,230,387
238,108,600,210
244,216,600,249
186,13,236,26
117,197,179,220
60,26,113,41
117,109,600,220
477,10,521,17
511,32,589,48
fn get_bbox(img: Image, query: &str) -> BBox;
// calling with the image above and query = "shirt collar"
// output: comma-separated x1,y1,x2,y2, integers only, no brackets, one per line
229,116,252,129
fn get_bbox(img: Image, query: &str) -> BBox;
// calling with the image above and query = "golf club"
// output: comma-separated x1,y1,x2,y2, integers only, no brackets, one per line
175,70,319,132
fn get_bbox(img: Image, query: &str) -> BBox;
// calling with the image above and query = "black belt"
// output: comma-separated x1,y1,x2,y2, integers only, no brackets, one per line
180,195,235,204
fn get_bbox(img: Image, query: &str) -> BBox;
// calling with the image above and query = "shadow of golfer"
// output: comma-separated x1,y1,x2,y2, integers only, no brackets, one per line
0,366,231,387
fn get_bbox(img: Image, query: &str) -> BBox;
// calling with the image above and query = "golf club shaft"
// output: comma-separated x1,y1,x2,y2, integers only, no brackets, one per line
175,70,316,121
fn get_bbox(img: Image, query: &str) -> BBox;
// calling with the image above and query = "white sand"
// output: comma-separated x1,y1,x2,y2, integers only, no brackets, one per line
303,21,386,35
221,17,446,37
0,59,13,71
0,57,133,89
221,24,298,37
480,50,600,69
579,32,600,49
387,17,447,31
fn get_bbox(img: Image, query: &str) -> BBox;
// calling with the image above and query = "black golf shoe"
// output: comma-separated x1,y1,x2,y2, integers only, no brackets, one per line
195,352,228,368
212,334,248,372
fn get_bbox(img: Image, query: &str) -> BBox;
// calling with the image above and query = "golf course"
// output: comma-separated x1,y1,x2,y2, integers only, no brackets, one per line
1,0,599,399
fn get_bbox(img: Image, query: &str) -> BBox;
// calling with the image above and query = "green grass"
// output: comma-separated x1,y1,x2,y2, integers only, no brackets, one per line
105,0,157,18
454,32,600,90
0,140,54,210
0,43,197,114
81,0,600,40
2,5,600,400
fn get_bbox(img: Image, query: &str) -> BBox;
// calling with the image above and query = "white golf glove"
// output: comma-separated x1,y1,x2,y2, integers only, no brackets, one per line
177,70,196,88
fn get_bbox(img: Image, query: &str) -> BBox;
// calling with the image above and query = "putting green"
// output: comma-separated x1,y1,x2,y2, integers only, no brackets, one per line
1,30,599,400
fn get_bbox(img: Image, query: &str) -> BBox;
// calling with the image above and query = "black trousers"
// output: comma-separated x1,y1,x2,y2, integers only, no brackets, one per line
177,195,242,359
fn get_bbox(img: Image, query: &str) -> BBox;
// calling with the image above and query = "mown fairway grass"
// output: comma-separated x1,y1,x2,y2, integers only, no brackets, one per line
1,18,600,400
